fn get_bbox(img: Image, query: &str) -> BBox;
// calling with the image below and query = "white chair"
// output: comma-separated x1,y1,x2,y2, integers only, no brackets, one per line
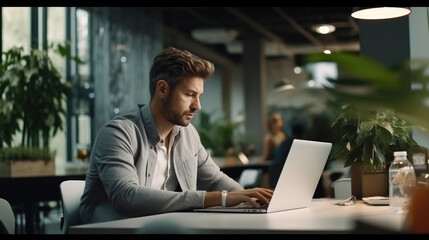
59,180,85,234
0,198,15,234
331,178,352,199
239,169,263,189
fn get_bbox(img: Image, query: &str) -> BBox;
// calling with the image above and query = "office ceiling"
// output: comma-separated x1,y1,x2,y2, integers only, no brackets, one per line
162,7,360,63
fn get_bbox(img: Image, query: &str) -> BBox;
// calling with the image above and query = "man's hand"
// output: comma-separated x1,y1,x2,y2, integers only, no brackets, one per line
204,188,273,208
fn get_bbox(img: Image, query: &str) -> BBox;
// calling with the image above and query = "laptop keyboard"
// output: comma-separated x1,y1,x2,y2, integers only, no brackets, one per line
229,203,268,209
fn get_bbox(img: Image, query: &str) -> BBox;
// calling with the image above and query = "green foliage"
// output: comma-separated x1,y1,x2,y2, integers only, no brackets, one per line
0,146,54,162
305,52,429,171
330,104,417,171
305,52,429,131
0,41,83,159
196,111,250,157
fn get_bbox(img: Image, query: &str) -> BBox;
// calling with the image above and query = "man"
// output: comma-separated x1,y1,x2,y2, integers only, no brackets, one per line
79,47,273,224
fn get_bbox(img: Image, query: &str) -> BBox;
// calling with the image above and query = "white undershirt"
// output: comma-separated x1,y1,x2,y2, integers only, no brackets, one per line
151,126,179,190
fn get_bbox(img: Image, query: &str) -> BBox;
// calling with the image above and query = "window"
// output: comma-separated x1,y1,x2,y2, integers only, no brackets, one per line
1,7,31,52
48,7,66,75
47,7,68,164
1,7,94,164
73,8,93,162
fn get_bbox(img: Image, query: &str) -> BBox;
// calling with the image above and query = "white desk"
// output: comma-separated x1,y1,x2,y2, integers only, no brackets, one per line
69,199,407,234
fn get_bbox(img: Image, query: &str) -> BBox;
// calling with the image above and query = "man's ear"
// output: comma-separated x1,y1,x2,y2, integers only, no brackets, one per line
157,80,169,100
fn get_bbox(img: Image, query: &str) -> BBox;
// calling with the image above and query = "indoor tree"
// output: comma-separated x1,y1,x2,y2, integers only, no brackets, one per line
0,42,83,160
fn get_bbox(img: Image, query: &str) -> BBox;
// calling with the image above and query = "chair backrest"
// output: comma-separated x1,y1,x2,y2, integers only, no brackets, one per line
239,169,263,189
0,198,15,234
59,180,85,234
331,178,351,199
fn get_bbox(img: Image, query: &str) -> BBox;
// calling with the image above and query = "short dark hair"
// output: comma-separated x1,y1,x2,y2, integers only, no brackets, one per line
149,47,215,100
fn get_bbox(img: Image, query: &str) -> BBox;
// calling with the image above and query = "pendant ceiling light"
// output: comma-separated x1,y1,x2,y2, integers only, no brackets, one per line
351,7,411,20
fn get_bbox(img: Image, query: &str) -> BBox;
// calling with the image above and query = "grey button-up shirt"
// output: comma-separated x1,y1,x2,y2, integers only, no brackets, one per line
79,104,243,224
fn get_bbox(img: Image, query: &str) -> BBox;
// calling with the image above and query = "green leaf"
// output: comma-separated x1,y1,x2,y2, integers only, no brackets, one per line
306,52,400,90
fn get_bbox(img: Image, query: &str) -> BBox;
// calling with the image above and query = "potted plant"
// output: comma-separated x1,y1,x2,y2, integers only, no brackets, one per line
330,104,418,198
0,42,83,176
304,52,429,198
330,104,417,170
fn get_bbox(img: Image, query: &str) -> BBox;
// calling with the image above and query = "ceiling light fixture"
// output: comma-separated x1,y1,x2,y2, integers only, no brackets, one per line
191,28,239,44
274,80,295,92
312,24,336,34
351,7,411,20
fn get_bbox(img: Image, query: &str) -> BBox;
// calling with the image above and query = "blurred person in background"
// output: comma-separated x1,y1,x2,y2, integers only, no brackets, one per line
261,112,287,162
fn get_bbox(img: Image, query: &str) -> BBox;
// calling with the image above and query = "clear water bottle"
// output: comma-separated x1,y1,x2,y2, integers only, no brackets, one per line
389,151,417,213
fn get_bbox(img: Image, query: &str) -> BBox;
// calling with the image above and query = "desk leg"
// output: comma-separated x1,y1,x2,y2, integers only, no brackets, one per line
24,202,47,234
24,204,35,234
24,203,44,234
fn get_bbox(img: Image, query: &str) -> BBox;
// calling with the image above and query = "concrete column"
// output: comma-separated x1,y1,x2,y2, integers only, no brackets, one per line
242,36,267,155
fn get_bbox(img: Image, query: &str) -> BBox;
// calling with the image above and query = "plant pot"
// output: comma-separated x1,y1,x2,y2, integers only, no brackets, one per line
0,159,55,177
351,164,388,199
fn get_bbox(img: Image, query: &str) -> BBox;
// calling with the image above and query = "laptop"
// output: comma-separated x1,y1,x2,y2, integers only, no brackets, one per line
193,139,332,213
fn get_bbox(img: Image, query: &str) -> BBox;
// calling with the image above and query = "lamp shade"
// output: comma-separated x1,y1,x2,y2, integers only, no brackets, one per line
351,7,411,20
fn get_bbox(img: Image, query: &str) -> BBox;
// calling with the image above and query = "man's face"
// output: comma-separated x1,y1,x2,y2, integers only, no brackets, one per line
163,76,204,126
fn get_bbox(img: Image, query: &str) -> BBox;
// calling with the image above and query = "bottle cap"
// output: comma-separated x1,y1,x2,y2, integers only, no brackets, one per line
394,151,407,156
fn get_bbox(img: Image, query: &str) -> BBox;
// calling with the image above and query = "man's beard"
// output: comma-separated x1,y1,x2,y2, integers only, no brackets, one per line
163,94,190,127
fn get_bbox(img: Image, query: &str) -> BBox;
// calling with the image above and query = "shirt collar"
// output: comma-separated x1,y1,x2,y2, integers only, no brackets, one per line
139,104,182,146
